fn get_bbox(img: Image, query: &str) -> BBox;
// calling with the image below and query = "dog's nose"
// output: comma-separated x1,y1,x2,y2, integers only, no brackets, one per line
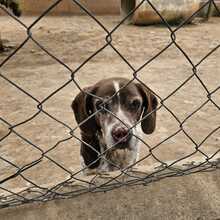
111,126,130,142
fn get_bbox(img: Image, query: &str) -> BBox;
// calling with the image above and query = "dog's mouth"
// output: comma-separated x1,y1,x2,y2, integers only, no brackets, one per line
114,143,129,149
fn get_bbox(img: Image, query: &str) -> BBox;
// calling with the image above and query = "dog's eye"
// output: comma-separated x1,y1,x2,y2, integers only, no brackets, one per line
95,100,109,112
95,100,103,110
130,99,141,110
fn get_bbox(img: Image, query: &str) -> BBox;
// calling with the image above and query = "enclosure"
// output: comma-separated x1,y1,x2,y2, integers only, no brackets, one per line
0,0,220,217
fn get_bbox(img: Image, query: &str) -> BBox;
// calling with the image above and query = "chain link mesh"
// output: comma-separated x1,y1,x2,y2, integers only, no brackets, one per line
0,0,219,208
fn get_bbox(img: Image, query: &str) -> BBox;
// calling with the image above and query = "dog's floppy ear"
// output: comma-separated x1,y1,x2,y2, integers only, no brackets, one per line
72,86,97,136
136,83,158,134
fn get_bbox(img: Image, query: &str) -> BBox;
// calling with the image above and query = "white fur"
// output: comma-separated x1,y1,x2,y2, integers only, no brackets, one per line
97,81,143,171
113,81,120,98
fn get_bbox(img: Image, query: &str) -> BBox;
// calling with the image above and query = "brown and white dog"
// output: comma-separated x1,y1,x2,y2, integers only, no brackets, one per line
72,77,158,173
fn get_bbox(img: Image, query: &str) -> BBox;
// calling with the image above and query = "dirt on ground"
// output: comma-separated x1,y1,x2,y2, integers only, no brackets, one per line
0,16,219,192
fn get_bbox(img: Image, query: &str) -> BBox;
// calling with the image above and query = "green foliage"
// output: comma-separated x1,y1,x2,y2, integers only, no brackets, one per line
0,0,21,16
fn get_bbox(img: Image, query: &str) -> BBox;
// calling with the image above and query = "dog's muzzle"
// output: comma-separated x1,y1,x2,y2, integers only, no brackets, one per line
111,125,132,147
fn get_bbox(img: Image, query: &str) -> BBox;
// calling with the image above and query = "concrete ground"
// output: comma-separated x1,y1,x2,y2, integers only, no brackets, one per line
1,170,220,220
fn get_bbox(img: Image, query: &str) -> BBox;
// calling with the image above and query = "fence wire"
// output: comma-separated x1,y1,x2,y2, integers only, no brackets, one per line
0,0,220,209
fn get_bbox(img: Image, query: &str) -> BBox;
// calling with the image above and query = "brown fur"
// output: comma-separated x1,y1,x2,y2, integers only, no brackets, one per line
72,78,158,170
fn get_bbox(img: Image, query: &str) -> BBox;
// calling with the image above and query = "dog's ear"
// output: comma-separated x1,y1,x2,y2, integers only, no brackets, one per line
72,86,98,136
136,83,158,134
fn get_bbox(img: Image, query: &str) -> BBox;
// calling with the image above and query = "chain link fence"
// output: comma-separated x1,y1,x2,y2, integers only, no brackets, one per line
0,0,220,209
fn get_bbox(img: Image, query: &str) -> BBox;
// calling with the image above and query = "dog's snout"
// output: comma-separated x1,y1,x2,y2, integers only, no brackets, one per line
111,126,130,142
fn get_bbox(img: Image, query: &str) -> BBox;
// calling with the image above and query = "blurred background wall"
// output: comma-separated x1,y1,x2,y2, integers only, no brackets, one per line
0,0,220,16
18,0,120,15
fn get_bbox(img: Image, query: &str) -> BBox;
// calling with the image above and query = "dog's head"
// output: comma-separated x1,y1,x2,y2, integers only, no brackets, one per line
72,78,158,167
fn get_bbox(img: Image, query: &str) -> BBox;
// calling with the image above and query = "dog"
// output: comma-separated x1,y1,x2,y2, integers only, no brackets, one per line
72,77,158,173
